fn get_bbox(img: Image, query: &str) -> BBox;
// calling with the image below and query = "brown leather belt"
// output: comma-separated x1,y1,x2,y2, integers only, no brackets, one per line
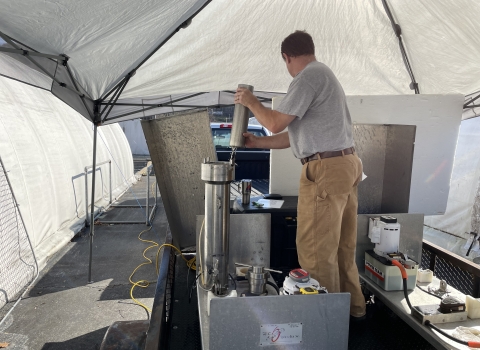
301,147,355,165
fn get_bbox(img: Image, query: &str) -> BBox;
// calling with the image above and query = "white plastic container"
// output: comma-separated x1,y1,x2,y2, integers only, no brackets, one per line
466,295,480,319
369,216,401,256
417,269,434,283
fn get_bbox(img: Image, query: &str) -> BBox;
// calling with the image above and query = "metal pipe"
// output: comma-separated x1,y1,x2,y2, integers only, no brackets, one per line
149,204,157,224
110,205,144,208
0,47,66,61
99,76,130,122
200,160,234,295
234,262,282,274
85,168,89,226
88,124,98,283
230,84,254,148
148,178,158,224
85,160,111,170
84,159,111,226
464,93,480,108
100,92,207,106
100,76,131,122
95,221,146,225
109,160,112,204
146,165,150,225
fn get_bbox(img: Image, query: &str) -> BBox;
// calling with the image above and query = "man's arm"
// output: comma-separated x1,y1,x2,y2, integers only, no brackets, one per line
243,131,290,150
235,88,295,134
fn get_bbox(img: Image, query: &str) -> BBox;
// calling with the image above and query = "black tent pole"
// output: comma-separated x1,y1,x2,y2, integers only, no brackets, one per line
88,123,98,283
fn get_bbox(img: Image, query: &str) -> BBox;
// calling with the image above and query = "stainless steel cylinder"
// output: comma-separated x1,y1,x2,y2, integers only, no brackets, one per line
239,179,252,205
230,84,254,148
200,160,234,295
247,266,269,295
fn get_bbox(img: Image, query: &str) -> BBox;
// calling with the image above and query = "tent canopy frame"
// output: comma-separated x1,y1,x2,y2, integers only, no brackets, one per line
4,0,480,283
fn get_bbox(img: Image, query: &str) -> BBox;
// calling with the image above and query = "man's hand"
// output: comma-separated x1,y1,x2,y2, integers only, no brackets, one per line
234,87,259,109
242,131,290,150
243,132,259,148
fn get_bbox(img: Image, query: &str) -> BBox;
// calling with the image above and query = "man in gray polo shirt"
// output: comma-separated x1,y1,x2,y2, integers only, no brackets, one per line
234,30,366,319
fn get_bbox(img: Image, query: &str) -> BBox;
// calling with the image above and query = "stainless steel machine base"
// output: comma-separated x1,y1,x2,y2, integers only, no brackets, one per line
199,289,350,350
196,213,350,349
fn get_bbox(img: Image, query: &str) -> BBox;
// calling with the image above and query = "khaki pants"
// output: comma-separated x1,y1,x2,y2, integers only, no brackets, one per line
296,152,366,317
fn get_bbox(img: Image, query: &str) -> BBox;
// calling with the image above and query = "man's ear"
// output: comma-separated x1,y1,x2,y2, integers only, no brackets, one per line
285,55,292,64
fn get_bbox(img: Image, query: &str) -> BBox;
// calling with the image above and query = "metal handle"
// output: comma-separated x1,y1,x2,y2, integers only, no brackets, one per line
234,262,282,274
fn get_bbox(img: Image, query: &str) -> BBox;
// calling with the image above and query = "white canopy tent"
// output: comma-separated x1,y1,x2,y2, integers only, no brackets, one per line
1,0,480,277
0,77,135,271
1,0,480,123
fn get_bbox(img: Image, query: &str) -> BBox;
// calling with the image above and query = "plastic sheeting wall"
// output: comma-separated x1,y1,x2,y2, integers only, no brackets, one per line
425,118,480,242
0,77,135,270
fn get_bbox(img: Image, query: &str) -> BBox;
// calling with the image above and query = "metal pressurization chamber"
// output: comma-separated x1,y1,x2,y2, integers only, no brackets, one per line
199,159,235,295
230,84,254,148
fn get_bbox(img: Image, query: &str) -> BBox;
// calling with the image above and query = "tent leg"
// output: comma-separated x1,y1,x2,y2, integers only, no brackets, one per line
88,124,98,283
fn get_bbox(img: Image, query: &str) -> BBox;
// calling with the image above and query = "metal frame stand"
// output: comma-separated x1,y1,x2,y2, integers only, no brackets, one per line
86,140,157,282
98,163,157,225
84,159,112,226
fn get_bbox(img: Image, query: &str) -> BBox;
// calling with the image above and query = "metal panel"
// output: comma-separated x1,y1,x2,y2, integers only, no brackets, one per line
354,124,416,214
208,293,350,350
145,231,174,350
197,214,271,275
270,123,416,214
356,213,425,272
142,109,217,248
354,124,387,214
197,214,348,350
381,125,416,213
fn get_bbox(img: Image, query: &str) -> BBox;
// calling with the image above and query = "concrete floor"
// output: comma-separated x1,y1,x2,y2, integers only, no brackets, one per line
0,173,166,350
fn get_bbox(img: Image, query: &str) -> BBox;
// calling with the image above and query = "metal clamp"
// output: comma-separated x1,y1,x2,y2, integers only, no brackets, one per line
234,262,282,274
428,279,449,297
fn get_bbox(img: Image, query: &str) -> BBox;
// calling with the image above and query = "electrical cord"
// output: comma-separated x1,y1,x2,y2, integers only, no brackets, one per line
416,284,443,299
389,259,414,311
229,273,237,290
130,238,196,314
129,225,158,314
266,281,280,295
197,219,211,289
189,272,203,303
97,130,195,316
390,259,480,347
155,244,196,275
128,198,196,314
425,321,480,348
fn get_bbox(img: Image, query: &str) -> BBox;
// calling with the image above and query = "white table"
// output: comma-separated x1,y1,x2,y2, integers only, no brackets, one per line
360,273,480,350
